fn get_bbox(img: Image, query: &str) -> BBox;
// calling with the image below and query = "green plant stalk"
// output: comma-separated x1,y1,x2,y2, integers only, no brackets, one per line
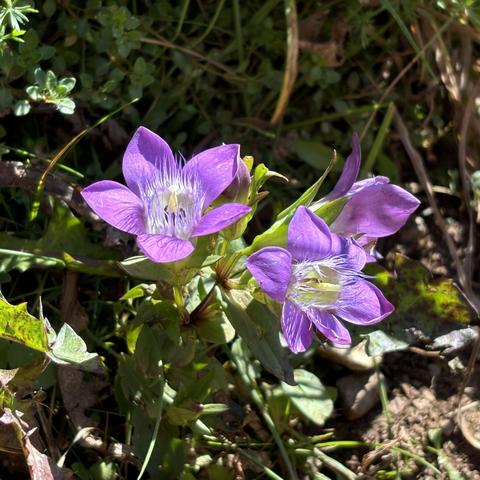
137,362,164,480
29,97,139,221
251,387,299,479
361,102,396,176
171,0,190,41
375,360,392,436
296,440,441,476
190,0,226,48
206,437,284,480
426,446,465,479
382,0,437,81
172,285,189,322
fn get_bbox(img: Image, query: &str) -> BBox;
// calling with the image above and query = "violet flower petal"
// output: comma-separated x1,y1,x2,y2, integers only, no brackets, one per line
308,309,352,346
192,203,251,237
334,278,394,325
81,180,145,234
281,301,313,353
183,144,240,207
324,132,361,201
122,126,175,196
346,176,389,196
223,156,251,201
331,183,420,237
287,206,332,262
329,234,367,271
137,234,195,263
246,247,292,302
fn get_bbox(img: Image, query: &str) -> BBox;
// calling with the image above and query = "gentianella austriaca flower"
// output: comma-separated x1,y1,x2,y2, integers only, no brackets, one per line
247,134,420,353
81,127,251,263
316,133,421,259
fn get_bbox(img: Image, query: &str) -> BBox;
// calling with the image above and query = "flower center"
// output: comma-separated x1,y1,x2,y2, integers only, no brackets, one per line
141,161,204,239
288,260,345,310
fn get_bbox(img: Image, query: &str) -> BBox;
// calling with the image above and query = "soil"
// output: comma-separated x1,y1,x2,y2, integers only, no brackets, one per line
329,350,480,479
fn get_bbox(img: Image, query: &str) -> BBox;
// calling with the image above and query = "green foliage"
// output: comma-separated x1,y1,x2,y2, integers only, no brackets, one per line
280,369,335,426
0,202,118,275
0,295,48,352
0,1,477,478
223,289,294,384
20,67,76,116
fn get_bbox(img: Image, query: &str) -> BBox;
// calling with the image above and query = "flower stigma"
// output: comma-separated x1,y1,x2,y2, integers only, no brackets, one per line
288,257,355,311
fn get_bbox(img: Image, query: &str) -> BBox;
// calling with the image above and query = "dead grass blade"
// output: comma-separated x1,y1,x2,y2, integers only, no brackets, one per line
270,0,298,125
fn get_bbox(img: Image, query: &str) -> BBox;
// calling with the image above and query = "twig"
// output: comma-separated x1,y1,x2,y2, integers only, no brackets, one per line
457,82,480,299
140,36,239,77
393,111,467,290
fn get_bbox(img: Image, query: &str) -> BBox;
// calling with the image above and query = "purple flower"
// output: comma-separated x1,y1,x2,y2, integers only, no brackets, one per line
321,133,420,239
223,156,251,203
81,127,251,263
246,206,393,353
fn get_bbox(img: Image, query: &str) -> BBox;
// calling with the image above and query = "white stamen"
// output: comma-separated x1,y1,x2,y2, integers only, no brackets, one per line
140,156,204,239
288,256,358,311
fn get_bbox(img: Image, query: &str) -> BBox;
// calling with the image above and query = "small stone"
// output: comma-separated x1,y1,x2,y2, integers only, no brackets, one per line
316,340,381,371
336,371,383,420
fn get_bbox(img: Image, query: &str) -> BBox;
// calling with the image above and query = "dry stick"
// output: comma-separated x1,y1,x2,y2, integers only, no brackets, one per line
458,83,479,298
394,112,480,413
0,160,99,224
393,112,467,289
270,0,298,125
140,36,238,77
455,82,480,412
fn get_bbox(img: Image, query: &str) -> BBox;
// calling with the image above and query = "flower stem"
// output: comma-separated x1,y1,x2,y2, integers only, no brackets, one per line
137,362,164,480
172,285,188,322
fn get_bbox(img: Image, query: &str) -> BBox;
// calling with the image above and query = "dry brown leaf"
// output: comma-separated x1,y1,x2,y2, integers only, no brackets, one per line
0,409,73,480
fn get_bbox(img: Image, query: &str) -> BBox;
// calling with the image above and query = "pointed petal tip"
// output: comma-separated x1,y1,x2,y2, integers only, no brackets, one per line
325,133,362,201
184,143,241,206
81,180,145,235
287,206,333,261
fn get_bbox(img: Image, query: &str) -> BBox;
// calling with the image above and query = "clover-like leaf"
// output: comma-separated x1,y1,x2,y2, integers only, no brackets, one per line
48,324,101,373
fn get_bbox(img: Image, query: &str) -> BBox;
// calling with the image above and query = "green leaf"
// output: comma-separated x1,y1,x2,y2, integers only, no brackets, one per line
281,369,335,426
45,70,57,92
26,85,41,101
120,256,176,283
249,154,336,253
53,97,76,115
120,284,150,301
13,99,31,116
292,139,339,171
33,67,46,87
48,324,101,372
231,337,261,384
57,77,76,94
276,151,335,221
312,197,348,224
195,312,235,344
0,297,48,353
0,202,117,274
223,290,294,384
364,330,409,356
251,163,287,194
121,237,216,285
